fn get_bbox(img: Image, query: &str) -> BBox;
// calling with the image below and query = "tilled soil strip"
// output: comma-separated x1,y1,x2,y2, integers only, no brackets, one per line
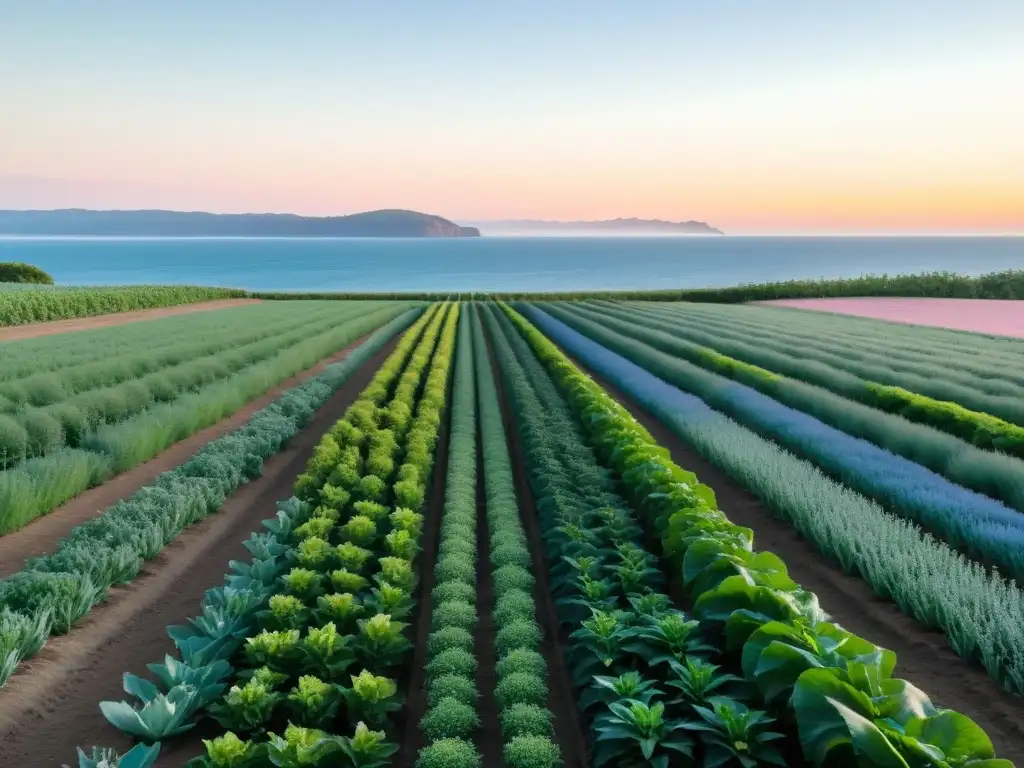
0,298,262,342
484,324,590,768
0,338,398,768
576,361,1024,766
0,335,370,578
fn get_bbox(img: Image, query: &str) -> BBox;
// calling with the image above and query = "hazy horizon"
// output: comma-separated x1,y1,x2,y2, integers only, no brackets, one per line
2,2,1022,234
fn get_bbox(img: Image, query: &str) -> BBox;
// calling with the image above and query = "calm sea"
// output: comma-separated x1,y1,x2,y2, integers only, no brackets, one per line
0,236,1020,292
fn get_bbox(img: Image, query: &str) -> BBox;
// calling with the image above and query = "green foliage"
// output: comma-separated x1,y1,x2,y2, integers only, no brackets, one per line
419,696,481,741
415,739,482,768
493,589,536,627
500,703,555,739
427,673,478,707
495,672,548,709
432,600,477,632
503,735,561,768
495,649,547,680
495,619,542,656
426,648,478,681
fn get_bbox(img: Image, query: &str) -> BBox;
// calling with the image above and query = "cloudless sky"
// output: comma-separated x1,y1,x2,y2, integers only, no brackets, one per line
1,1,1022,233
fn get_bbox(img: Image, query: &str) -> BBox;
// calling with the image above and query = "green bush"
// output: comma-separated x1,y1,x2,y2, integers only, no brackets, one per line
419,697,480,741
493,565,535,597
427,674,478,707
499,704,555,739
427,626,474,656
431,600,477,632
0,263,53,284
495,649,546,680
431,581,476,607
435,554,475,585
493,589,535,627
415,738,481,768
503,735,561,768
425,648,477,681
491,541,530,569
495,672,548,709
495,619,541,656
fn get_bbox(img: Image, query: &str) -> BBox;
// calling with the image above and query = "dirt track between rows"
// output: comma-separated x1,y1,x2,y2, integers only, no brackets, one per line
0,298,260,341
0,337,398,767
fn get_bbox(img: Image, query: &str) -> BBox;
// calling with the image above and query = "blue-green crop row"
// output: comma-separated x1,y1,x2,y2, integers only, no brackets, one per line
0,284,246,326
543,301,1024,580
0,307,421,693
595,300,1024,452
0,302,413,534
508,303,1015,768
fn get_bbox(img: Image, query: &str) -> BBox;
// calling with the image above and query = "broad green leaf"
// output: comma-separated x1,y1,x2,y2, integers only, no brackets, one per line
904,710,996,762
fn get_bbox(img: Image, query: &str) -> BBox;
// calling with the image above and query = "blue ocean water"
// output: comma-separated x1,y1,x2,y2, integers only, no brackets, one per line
0,236,1020,292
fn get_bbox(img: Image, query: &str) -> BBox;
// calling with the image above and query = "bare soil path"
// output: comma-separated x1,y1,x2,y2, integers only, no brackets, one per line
578,363,1024,765
0,336,369,577
0,298,260,342
0,337,398,768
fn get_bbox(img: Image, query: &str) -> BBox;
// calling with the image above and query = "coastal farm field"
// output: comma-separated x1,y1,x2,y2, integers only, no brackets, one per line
0,298,1021,768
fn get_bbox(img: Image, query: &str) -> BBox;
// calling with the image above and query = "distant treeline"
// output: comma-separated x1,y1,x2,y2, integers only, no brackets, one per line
251,270,1024,302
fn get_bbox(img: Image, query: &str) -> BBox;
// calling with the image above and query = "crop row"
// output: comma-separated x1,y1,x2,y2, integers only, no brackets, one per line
636,299,1024,382
607,300,1024,446
0,303,412,534
0,303,383,464
525,304,1024,692
484,302,788,768
544,301,1024,579
0,308,421,695
505,303,1014,767
0,284,247,327
81,302,456,765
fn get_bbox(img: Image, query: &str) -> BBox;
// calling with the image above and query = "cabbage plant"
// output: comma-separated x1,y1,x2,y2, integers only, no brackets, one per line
100,684,198,741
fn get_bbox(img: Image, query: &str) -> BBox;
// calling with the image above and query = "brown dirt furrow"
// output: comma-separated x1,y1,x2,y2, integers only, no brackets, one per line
0,335,369,578
395,397,452,768
0,298,261,342
484,323,590,768
577,364,1024,766
0,338,397,768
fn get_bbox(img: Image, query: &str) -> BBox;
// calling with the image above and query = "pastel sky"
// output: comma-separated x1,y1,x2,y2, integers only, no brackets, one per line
1,1,1022,233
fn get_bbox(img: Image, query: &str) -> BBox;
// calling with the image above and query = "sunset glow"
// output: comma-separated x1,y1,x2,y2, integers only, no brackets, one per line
1,1,1022,233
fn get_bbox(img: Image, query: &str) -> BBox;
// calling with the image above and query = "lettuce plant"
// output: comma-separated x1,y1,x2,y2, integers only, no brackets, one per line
377,558,414,592
365,582,414,620
336,543,373,573
185,732,266,768
296,537,334,571
245,629,301,672
287,675,342,729
340,669,400,728
313,593,364,631
264,595,310,631
281,568,324,602
265,724,343,768
330,569,369,594
390,507,423,536
209,679,282,733
298,622,357,681
336,721,399,768
131,657,231,709
356,613,411,668
353,500,389,522
385,529,418,561
292,516,335,542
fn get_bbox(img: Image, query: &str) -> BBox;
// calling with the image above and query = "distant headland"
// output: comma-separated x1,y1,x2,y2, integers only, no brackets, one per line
472,217,723,235
0,208,481,238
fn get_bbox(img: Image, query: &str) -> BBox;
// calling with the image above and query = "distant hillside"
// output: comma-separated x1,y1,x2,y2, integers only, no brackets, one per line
0,209,480,238
474,217,722,235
